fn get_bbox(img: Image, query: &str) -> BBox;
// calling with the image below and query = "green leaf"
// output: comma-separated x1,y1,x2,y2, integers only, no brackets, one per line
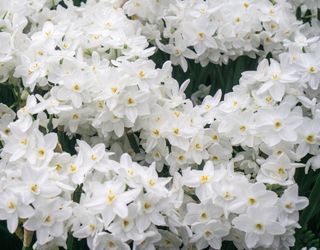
57,130,77,155
0,221,22,250
72,0,86,6
221,241,237,250
72,184,83,203
0,84,16,109
127,132,140,154
300,174,320,227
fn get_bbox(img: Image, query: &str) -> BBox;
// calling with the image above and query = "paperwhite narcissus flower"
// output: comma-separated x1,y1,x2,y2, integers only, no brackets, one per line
279,184,309,214
23,198,72,245
190,219,231,250
257,154,304,185
232,206,285,248
296,118,320,158
182,161,225,201
19,167,61,204
107,204,143,242
155,229,182,249
255,103,302,146
0,192,34,233
184,201,223,226
256,58,299,101
141,163,171,197
71,205,103,239
92,232,130,250
296,53,320,89
85,179,141,227
135,193,166,232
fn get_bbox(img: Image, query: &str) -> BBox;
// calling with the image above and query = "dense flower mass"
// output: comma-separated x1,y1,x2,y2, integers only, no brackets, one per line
0,0,319,249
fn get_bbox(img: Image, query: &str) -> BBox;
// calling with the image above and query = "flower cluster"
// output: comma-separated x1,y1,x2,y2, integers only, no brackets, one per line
0,0,319,249
123,0,306,71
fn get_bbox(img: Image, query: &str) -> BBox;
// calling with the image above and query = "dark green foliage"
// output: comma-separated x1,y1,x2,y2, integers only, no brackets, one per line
295,228,320,249
73,0,86,6
57,130,78,155
0,84,15,108
150,49,258,98
0,221,22,250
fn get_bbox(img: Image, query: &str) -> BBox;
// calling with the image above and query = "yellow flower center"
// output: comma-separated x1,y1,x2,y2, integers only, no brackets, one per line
178,155,184,161
20,138,28,145
274,120,282,129
308,66,317,73
200,175,209,184
106,191,116,204
107,241,115,248
239,125,246,132
271,73,279,80
144,202,151,210
127,97,135,105
89,224,96,232
72,83,81,92
148,179,156,187
255,223,264,231
194,143,202,150
38,148,45,157
211,134,219,141
233,101,238,107
305,134,315,144
97,101,106,109
44,215,52,224
69,164,78,173
277,167,285,175
265,96,273,103
111,87,118,94
223,191,234,200
7,201,15,209
55,164,62,171
164,239,172,246
200,212,208,219
248,197,256,205
122,219,130,228
4,128,11,135
30,183,39,193
205,230,213,238
138,70,145,78
212,155,219,161
173,128,180,135
127,168,135,176
152,129,160,137
72,113,80,120
198,32,205,40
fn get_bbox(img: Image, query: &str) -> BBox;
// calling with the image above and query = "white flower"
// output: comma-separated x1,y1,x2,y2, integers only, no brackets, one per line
140,163,171,197
24,198,72,245
92,232,130,250
279,184,308,214
85,179,141,227
0,192,34,233
190,219,231,250
19,167,61,204
255,103,302,146
257,154,303,185
182,161,225,202
233,206,285,248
